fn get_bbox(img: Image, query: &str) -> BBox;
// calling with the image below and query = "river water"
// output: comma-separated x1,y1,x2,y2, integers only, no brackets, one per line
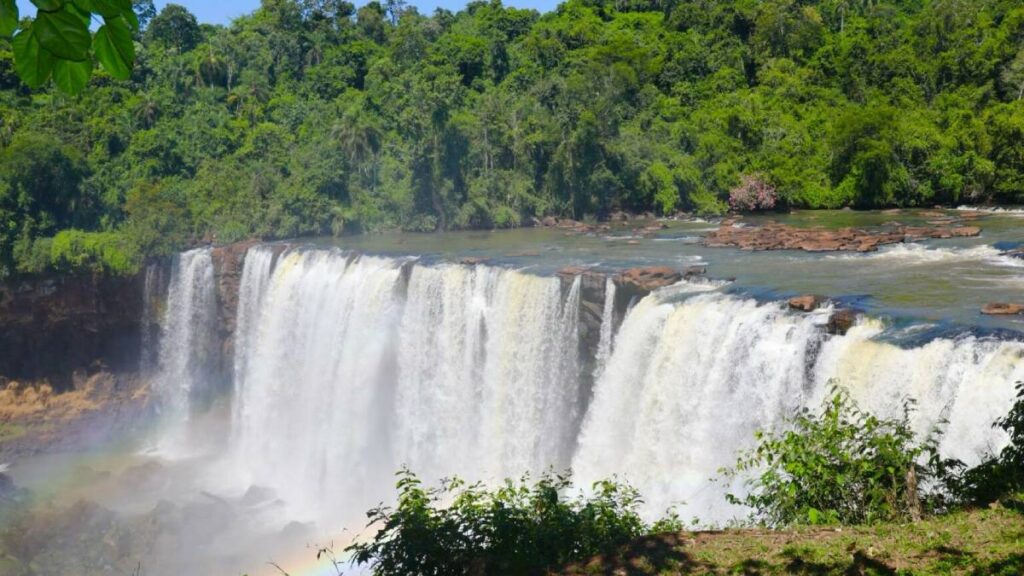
5,208,1024,576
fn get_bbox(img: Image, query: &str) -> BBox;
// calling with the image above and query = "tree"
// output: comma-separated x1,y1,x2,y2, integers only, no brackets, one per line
146,3,201,53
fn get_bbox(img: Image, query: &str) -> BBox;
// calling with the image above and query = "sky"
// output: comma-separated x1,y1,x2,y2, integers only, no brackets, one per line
16,0,558,25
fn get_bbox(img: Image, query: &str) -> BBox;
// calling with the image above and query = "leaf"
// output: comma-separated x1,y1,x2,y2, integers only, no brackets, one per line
31,0,64,11
0,0,18,37
52,57,91,93
34,7,91,61
94,17,133,80
11,28,56,88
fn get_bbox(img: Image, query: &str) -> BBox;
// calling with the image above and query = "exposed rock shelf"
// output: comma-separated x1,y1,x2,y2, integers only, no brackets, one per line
703,221,981,252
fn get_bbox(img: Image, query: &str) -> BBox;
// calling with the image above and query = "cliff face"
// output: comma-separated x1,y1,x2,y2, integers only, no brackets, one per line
0,273,145,392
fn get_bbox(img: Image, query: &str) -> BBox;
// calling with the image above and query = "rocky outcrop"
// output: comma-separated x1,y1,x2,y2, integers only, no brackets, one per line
789,295,826,312
703,221,982,252
827,309,858,335
981,303,1024,316
0,273,144,392
614,267,684,293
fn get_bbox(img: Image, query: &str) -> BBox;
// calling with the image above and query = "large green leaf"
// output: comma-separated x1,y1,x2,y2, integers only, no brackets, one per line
0,0,18,37
11,28,56,88
34,7,91,61
30,0,64,12
75,0,129,18
94,17,133,80
52,56,92,93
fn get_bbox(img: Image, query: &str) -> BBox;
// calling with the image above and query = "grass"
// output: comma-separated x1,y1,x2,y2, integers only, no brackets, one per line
560,504,1024,575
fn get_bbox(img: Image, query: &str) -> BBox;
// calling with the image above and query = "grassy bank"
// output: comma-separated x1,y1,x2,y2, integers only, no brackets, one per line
562,504,1024,576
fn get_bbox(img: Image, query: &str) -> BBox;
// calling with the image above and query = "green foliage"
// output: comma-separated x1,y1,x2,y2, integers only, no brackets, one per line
4,0,139,93
952,382,1024,506
347,469,681,576
725,385,952,527
48,229,138,274
2,0,1024,276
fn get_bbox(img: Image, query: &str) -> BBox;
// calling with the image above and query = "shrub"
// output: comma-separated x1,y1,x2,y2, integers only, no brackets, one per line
728,174,777,212
346,469,681,576
724,386,951,526
952,382,1024,505
49,230,140,275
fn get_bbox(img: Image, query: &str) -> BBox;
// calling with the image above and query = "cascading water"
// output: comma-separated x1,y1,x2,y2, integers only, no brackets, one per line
573,290,1023,521
149,243,1019,531
228,249,583,524
152,248,218,424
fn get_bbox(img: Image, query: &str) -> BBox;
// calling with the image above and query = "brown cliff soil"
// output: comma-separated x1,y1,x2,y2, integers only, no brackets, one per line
0,372,149,461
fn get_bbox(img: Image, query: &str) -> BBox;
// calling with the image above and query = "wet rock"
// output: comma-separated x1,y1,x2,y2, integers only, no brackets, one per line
683,264,707,278
614,267,683,293
789,295,825,312
459,257,488,266
826,309,857,335
981,303,1024,316
542,216,558,227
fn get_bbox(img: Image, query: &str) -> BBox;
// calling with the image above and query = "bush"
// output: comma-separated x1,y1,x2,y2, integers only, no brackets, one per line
724,386,951,526
49,230,140,275
952,382,1024,505
728,174,777,212
346,469,681,576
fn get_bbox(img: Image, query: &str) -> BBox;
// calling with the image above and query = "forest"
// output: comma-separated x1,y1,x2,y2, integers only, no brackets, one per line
1,0,1024,277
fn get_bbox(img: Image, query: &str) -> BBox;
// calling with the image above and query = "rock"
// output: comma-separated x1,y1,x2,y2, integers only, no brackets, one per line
541,216,558,227
683,264,707,278
609,211,630,222
950,226,981,237
614,267,683,293
702,220,980,253
459,257,488,266
789,295,825,312
981,303,1024,316
826,309,857,335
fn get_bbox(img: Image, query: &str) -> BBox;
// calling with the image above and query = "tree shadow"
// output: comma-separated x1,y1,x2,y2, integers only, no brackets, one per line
561,533,713,575
971,554,1024,576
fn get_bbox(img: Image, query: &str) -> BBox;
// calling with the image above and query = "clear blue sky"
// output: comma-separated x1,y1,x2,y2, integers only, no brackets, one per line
16,0,557,25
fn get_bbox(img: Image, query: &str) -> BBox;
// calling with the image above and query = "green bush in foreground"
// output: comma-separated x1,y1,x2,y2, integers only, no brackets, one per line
724,386,955,527
346,469,681,576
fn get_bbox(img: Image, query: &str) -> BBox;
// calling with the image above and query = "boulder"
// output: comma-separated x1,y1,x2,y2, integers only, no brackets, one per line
788,295,825,312
541,216,558,227
614,267,683,293
981,303,1024,316
459,257,488,266
826,309,857,335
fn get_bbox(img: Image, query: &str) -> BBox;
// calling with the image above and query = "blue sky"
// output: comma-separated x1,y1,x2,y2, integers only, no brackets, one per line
16,0,557,25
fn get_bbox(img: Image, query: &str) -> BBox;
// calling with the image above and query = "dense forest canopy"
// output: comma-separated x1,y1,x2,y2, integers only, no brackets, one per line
1,0,1023,277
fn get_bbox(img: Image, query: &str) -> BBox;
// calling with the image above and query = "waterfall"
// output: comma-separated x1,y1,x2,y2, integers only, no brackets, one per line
152,248,217,423
573,291,1023,521
594,276,617,380
228,250,583,523
149,243,1020,528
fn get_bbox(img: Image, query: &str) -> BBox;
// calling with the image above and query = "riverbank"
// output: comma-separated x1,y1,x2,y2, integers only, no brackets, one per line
561,504,1024,575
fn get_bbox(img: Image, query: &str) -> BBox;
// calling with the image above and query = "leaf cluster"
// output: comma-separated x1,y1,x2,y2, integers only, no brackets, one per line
4,0,137,93
346,468,680,576
724,385,953,526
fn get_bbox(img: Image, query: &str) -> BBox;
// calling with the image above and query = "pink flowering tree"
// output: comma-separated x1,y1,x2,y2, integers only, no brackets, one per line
729,174,778,212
